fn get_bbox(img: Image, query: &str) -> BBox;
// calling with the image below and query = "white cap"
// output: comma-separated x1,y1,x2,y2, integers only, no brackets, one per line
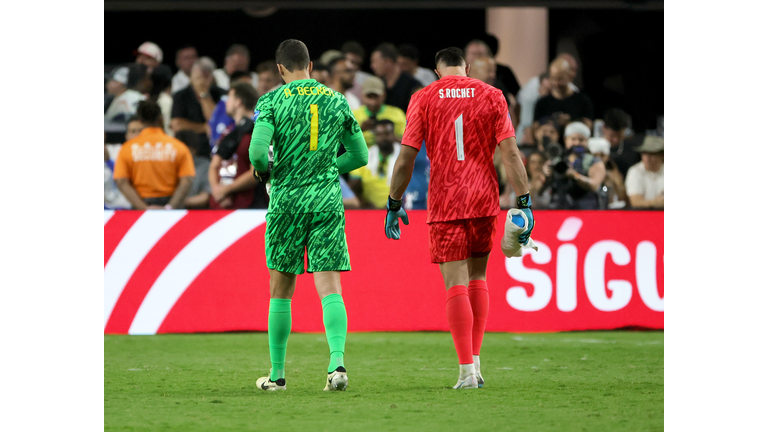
588,137,610,155
136,41,163,63
564,121,591,139
111,66,129,85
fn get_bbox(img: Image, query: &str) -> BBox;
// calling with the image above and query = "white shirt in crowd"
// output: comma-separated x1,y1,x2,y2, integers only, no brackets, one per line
625,162,664,201
171,71,190,94
413,67,437,87
104,89,146,123
213,69,259,91
345,91,361,111
157,92,174,135
516,76,580,133
364,142,402,184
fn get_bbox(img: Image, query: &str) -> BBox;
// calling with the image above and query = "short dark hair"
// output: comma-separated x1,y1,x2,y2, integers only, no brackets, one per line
135,100,163,126
226,44,250,60
176,45,196,56
482,33,499,57
373,43,399,62
275,39,310,72
375,119,395,131
435,47,466,68
398,44,419,61
603,108,631,131
126,63,147,90
341,41,365,58
230,82,259,111
150,64,172,98
327,55,347,75
312,61,329,73
229,70,250,81
256,60,280,76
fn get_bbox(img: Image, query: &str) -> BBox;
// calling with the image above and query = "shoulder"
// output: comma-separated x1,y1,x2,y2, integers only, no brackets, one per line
626,162,644,177
257,88,280,106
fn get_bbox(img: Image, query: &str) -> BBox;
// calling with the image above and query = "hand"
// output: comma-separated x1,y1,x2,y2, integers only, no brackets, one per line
385,196,409,240
211,183,228,202
565,167,578,179
516,194,535,244
218,196,234,209
542,161,552,177
361,118,377,131
555,112,571,126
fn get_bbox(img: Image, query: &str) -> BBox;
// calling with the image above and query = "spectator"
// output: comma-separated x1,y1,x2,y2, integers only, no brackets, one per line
549,121,606,210
534,115,561,154
348,120,402,209
134,41,163,73
353,76,406,147
171,45,198,94
517,54,580,143
174,130,211,209
534,58,594,131
625,136,664,209
589,137,628,209
310,61,330,85
208,71,254,149
125,115,144,141
397,43,437,87
105,130,133,210
213,44,258,90
255,60,282,99
105,65,147,124
464,40,510,95
500,151,551,210
468,56,497,87
603,108,641,179
208,82,267,210
479,34,521,97
342,40,373,100
326,55,361,110
370,43,422,113
171,57,226,145
113,100,195,209
149,65,174,135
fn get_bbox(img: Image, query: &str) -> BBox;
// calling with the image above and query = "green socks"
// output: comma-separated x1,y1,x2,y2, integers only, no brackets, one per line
321,293,348,373
268,298,292,381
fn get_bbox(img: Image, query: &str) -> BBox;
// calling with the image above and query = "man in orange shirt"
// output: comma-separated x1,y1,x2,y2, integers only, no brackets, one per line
113,100,196,210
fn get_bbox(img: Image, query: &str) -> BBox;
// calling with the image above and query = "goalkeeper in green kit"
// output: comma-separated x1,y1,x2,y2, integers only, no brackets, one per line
249,39,368,391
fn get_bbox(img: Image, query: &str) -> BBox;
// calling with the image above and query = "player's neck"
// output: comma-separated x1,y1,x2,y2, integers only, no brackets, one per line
281,71,312,84
437,67,466,78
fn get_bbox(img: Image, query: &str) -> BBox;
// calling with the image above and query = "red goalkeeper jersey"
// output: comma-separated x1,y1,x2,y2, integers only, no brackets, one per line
401,75,515,223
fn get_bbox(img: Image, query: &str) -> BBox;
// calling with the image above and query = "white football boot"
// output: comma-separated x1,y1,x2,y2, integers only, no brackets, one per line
324,366,348,391
474,356,485,388
256,375,286,391
453,364,479,389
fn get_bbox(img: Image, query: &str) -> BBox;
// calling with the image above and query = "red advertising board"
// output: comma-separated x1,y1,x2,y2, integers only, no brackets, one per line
104,210,663,335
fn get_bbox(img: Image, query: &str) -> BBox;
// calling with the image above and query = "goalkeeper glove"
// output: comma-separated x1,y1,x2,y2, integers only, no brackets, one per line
516,193,535,244
385,196,409,240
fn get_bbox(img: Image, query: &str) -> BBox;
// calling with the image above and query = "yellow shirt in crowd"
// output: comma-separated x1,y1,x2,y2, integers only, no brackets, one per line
353,105,406,147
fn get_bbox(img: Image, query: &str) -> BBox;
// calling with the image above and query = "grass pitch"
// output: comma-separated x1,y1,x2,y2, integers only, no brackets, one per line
105,331,662,431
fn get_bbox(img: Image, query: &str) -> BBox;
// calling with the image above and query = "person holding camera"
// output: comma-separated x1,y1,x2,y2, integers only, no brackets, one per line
589,137,628,209
547,121,606,210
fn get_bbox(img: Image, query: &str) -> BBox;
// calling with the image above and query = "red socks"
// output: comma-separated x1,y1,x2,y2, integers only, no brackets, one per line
446,285,474,364
468,280,489,356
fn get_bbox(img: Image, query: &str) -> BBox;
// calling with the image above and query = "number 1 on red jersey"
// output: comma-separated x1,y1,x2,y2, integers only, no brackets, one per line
455,114,464,161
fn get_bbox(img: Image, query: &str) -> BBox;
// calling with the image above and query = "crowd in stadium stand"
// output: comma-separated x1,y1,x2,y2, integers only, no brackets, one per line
105,38,663,211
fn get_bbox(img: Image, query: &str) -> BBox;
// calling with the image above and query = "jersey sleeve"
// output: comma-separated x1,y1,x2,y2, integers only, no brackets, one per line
176,145,196,178
493,90,516,144
253,92,275,131
401,91,425,150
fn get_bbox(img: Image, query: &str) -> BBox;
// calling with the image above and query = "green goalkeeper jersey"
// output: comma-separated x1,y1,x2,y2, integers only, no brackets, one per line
252,79,362,214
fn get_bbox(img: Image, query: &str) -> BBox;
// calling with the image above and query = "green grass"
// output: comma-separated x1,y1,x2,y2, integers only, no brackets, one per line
105,331,663,431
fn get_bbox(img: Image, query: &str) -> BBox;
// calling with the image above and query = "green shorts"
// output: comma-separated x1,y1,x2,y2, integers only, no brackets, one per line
265,211,351,275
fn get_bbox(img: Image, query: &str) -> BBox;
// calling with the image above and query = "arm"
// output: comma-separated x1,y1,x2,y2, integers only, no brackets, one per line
168,176,194,209
629,193,664,209
249,124,273,173
184,191,210,209
171,118,207,134
224,163,259,194
199,95,216,121
337,130,368,174
115,178,148,210
388,145,419,200
567,160,606,192
499,137,530,198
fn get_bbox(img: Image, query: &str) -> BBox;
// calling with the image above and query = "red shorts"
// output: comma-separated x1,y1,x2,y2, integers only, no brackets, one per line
428,216,497,263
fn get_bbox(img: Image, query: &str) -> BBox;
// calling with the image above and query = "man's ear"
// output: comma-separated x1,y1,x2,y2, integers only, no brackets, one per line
307,61,313,75
277,64,285,78
434,69,441,79
465,64,471,76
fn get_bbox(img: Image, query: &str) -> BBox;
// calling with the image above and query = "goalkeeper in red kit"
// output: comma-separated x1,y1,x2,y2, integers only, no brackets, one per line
385,47,534,389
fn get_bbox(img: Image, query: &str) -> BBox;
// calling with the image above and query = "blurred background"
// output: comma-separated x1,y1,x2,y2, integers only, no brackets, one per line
105,0,664,212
